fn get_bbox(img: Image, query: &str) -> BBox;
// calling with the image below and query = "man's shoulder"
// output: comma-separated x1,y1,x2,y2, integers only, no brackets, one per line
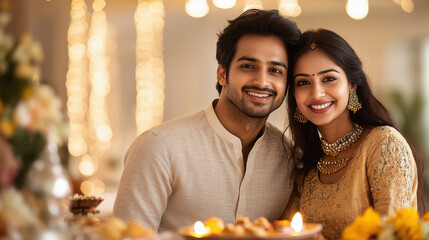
127,110,208,158
148,110,208,137
264,122,285,138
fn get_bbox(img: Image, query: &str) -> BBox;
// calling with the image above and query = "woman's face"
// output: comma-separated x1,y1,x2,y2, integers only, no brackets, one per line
293,49,355,128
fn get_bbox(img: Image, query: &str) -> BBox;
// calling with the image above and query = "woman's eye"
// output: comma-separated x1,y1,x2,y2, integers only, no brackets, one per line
324,76,337,82
296,80,309,86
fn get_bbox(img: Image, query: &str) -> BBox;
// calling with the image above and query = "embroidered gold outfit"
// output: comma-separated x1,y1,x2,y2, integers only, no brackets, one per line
284,126,417,240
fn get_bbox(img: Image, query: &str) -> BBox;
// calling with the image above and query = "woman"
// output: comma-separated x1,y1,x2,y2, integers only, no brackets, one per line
284,29,423,240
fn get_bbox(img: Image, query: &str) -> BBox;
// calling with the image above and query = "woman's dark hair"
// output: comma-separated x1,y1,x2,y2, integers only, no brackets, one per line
216,9,301,95
286,28,425,211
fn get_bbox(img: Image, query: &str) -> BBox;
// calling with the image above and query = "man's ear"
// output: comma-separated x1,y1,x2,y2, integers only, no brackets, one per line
217,65,227,86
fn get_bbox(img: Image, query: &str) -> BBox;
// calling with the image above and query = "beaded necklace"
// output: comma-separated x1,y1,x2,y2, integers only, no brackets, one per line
317,153,355,175
320,123,363,157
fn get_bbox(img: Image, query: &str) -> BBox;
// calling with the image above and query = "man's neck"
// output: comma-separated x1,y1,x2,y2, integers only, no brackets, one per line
213,98,267,160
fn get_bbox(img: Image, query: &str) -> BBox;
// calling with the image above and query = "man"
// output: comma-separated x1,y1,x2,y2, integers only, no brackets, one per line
113,9,301,232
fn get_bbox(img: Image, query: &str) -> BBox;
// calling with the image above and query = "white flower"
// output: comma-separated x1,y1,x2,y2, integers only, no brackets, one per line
15,62,36,79
12,34,43,64
14,101,32,128
0,11,10,28
13,85,65,144
0,30,13,57
421,221,429,240
377,221,395,240
0,188,38,229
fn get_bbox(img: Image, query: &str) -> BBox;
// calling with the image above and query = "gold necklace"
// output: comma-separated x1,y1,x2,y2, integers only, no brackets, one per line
317,153,355,175
320,123,363,156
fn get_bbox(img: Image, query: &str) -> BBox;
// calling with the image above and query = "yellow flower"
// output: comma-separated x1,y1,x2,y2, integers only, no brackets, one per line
0,119,15,137
341,208,382,240
423,212,429,221
20,86,33,100
390,208,422,240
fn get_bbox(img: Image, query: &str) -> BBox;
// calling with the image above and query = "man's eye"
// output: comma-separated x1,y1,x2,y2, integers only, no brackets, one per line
269,68,283,74
241,64,254,69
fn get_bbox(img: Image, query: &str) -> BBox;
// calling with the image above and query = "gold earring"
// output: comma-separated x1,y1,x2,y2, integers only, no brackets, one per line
348,91,362,114
294,108,308,124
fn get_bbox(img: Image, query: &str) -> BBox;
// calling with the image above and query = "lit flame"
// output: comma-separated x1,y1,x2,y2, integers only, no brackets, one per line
291,212,303,232
191,221,210,237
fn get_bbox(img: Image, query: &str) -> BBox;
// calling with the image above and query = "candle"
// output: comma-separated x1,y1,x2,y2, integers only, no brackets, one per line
190,221,211,238
291,212,303,233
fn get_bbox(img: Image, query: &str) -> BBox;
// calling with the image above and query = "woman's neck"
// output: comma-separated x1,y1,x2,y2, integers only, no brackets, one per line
318,117,354,143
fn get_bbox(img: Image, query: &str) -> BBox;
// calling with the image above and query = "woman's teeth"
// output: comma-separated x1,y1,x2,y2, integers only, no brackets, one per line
311,102,333,110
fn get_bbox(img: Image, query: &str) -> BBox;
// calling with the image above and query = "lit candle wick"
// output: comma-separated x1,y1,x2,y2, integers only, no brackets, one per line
291,212,303,232
191,221,211,238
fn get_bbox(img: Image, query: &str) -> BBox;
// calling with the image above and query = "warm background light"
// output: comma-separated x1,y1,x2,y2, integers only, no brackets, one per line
279,0,302,17
212,0,236,9
185,0,209,18
243,0,263,11
401,0,414,13
346,0,369,20
66,0,89,159
135,0,165,134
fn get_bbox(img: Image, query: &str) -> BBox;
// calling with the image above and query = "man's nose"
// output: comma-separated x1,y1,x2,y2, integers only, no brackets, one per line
253,69,269,88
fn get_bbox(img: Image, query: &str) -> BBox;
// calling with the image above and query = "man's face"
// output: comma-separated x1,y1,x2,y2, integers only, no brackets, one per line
218,34,288,118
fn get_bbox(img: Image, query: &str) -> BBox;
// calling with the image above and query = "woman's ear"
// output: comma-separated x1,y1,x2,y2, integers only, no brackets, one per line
349,83,357,92
217,65,227,86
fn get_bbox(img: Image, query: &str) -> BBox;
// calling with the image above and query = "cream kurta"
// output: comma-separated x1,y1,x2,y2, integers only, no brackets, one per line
114,100,294,232
286,126,417,240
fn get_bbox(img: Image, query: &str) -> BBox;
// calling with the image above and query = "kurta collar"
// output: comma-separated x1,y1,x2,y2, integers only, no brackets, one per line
204,99,267,146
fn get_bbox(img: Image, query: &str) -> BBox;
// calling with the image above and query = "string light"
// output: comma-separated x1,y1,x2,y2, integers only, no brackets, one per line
135,0,165,134
279,0,301,17
67,0,112,194
87,0,112,148
66,0,89,158
185,0,209,18
212,0,236,9
346,0,369,20
401,0,414,13
181,0,414,20
243,0,263,11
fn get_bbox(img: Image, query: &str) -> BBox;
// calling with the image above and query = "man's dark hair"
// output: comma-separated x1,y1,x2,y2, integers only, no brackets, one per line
215,9,301,94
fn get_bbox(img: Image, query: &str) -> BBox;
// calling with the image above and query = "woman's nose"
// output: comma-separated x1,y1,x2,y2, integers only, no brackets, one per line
311,83,325,98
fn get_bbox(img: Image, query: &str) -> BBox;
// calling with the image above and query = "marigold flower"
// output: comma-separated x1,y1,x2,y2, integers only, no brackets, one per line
391,208,422,240
423,212,429,221
0,119,15,137
341,207,382,240
20,86,33,100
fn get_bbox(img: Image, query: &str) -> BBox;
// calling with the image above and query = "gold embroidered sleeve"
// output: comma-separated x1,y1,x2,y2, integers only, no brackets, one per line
366,131,417,216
